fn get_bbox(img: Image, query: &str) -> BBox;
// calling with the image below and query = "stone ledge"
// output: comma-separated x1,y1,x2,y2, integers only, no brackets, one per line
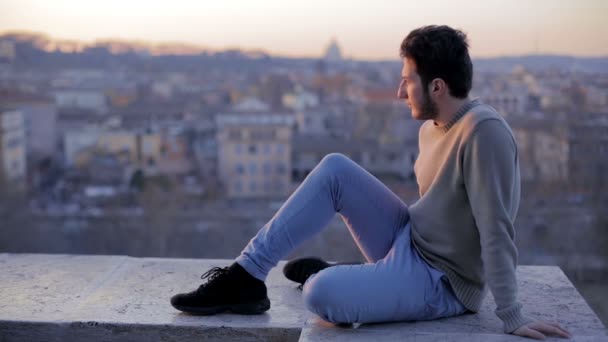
299,266,608,342
0,254,606,342
0,254,309,342
299,321,608,342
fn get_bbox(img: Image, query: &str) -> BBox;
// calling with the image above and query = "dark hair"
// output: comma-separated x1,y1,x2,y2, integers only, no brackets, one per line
400,25,473,99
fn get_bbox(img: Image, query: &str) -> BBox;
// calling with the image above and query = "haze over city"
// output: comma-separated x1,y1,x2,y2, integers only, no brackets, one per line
1,0,607,59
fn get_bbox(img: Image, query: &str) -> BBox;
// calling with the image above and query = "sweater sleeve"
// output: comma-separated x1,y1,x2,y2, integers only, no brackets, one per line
463,119,534,333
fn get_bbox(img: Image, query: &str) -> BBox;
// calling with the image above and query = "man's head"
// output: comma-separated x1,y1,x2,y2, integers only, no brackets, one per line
397,25,473,120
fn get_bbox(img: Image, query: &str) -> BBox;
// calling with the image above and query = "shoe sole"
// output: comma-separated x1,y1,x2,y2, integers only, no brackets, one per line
283,257,364,286
283,257,331,284
173,298,271,315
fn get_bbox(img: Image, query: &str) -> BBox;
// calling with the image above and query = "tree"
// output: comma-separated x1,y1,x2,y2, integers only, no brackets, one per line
129,169,145,191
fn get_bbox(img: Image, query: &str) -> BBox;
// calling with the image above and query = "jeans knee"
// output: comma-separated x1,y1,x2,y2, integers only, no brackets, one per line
303,270,331,306
303,274,328,313
302,270,345,323
318,153,351,174
321,153,350,167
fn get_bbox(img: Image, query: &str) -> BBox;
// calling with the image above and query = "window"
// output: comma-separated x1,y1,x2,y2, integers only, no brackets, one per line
7,136,21,148
248,162,257,175
251,130,276,140
248,144,257,154
276,143,285,155
263,161,272,174
234,181,242,193
249,181,257,192
263,144,271,155
235,163,245,175
235,144,242,154
229,129,242,139
276,163,286,174
143,141,155,154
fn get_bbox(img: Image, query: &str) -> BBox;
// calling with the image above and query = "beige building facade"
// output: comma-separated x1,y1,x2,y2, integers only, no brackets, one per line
217,113,295,198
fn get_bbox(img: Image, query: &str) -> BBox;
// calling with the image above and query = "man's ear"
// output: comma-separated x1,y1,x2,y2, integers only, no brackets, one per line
430,78,446,96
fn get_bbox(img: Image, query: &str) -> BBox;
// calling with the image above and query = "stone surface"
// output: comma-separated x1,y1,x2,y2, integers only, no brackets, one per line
299,319,608,342
1,255,606,342
299,266,608,342
0,254,128,321
0,254,310,342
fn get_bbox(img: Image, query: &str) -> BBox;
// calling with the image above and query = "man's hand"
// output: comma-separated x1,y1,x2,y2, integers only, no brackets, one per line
513,320,572,340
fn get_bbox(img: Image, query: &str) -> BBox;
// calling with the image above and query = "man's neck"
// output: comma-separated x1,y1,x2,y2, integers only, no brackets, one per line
433,97,471,126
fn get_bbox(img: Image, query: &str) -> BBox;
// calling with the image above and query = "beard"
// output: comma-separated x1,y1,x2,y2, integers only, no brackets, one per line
415,90,439,121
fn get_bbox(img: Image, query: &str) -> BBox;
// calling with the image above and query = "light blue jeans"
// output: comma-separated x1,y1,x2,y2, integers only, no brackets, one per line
236,153,467,324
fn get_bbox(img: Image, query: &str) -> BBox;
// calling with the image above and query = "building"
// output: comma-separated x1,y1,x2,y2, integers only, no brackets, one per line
232,97,271,113
510,115,570,183
53,89,107,113
18,102,58,162
151,81,174,99
361,145,418,181
514,127,570,183
0,109,27,191
567,112,608,195
282,87,320,111
216,113,295,198
474,83,529,116
0,40,16,62
157,126,193,176
258,74,294,110
291,134,363,182
64,128,163,175
483,91,528,116
291,134,417,183
508,112,608,196
584,86,608,113
191,116,220,194
294,108,331,136
64,129,103,166
324,38,343,62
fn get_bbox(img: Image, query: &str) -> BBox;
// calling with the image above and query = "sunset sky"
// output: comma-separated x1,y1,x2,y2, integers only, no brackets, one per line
1,0,607,60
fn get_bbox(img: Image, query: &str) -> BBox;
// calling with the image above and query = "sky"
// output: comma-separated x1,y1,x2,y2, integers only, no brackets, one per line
1,0,607,60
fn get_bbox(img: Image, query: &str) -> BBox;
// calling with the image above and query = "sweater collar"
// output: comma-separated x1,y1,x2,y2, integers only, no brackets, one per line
434,98,481,133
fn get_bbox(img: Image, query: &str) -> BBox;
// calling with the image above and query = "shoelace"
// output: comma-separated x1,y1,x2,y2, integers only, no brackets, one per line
197,266,229,291
295,271,315,291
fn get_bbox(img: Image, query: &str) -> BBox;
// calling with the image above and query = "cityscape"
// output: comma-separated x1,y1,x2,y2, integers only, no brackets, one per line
0,30,607,325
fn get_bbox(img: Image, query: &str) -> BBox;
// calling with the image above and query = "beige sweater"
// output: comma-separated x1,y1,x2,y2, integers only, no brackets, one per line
409,99,533,333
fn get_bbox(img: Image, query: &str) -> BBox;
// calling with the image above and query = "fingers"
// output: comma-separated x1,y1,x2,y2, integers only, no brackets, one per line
545,322,572,338
513,321,573,340
530,321,572,339
520,326,546,340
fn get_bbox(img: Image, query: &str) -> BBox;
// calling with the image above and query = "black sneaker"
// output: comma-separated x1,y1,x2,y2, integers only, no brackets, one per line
170,263,270,315
282,257,362,289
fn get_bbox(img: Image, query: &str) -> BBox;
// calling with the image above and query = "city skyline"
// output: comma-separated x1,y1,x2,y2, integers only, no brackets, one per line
1,0,607,60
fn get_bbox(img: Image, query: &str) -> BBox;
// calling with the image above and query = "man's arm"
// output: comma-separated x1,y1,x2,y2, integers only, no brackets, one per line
463,119,570,339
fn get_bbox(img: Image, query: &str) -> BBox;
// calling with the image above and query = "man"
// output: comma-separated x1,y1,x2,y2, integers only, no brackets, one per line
171,25,571,339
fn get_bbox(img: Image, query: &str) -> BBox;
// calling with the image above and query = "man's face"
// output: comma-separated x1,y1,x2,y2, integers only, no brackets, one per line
397,57,439,121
